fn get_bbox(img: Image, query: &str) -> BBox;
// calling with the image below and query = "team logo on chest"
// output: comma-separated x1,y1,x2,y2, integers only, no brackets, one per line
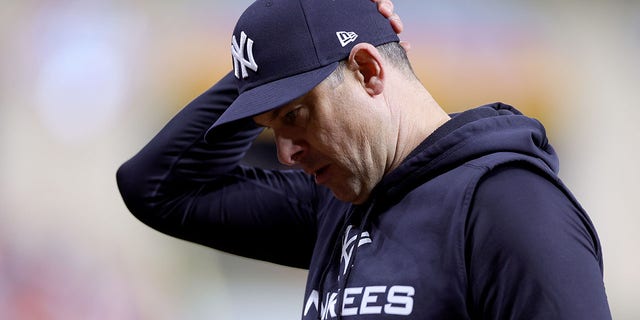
340,225,372,276
231,31,259,79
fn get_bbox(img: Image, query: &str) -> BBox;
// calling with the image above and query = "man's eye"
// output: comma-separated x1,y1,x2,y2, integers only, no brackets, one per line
283,109,299,125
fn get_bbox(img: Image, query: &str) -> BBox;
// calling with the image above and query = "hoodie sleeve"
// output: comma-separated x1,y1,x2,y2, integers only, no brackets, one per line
116,72,319,269
466,165,612,319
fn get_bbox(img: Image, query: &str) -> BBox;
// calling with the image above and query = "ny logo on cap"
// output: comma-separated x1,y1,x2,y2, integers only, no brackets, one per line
232,31,259,79
336,31,358,47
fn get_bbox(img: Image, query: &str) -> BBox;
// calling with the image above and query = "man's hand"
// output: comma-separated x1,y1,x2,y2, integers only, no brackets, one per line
372,0,410,51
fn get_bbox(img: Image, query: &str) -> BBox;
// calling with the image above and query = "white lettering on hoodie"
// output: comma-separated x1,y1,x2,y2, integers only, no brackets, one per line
303,285,415,319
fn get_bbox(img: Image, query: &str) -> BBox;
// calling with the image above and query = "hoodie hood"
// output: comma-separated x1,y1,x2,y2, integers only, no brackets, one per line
372,102,558,206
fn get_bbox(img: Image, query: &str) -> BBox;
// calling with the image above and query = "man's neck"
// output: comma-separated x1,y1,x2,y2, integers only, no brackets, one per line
386,80,450,174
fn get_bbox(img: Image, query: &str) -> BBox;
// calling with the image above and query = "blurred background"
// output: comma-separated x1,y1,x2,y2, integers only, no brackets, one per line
1,0,638,319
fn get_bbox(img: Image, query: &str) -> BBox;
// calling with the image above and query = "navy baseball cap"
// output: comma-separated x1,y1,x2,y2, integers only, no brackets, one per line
205,0,399,141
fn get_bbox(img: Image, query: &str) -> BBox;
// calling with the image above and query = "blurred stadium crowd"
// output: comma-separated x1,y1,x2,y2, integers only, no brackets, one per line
1,0,639,319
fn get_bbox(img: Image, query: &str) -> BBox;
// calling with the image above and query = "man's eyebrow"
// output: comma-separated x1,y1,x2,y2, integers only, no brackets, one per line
269,107,282,124
258,95,304,127
253,108,280,128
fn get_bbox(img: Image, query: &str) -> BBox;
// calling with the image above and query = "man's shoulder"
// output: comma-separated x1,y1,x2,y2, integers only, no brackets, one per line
473,164,569,214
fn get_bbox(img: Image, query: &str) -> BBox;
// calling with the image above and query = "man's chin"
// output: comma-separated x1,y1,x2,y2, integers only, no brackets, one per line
330,187,369,205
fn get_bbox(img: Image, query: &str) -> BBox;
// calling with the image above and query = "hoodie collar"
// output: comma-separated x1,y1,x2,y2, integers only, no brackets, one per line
368,102,557,206
404,106,499,162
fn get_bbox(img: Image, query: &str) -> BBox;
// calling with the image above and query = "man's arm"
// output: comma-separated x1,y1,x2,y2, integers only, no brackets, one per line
116,72,321,268
116,0,407,268
466,165,612,319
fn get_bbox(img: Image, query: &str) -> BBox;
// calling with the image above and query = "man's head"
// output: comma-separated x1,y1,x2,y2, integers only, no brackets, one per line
206,0,431,204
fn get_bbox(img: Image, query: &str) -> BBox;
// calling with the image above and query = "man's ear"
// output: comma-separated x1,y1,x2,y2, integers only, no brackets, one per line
348,43,385,96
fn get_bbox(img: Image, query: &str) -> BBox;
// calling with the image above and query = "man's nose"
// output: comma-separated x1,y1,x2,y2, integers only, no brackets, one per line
274,134,306,166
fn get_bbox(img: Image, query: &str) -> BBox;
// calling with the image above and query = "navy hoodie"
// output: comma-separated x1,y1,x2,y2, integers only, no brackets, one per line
116,72,611,319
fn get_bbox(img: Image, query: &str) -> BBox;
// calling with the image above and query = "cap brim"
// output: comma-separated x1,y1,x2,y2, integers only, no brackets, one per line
205,62,339,143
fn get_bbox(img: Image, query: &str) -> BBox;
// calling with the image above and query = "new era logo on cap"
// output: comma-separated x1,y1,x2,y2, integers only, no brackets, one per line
336,31,359,47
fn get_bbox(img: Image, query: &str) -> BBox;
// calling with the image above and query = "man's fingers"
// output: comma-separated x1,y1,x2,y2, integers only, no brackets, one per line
373,0,403,34
373,0,407,47
373,0,394,18
388,13,403,34
399,40,411,53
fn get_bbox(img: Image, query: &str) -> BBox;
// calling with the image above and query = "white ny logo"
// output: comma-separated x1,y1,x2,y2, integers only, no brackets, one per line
231,31,259,79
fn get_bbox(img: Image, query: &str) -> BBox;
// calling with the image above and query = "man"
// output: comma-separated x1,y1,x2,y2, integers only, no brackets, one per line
117,0,612,319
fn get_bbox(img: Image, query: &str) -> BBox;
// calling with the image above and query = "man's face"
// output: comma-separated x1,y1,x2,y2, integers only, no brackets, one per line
253,74,389,204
